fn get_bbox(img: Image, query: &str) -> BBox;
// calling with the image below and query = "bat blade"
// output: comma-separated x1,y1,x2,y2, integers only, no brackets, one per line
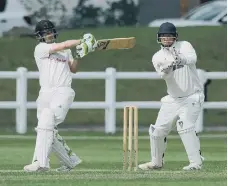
96,37,136,51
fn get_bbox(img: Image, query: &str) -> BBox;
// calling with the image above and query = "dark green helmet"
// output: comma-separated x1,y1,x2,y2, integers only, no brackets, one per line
157,22,178,43
35,20,58,42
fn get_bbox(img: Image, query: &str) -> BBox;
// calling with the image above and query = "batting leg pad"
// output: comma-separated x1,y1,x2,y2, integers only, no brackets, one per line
31,127,50,164
32,127,38,163
149,124,167,167
34,108,55,168
52,130,80,168
178,127,202,165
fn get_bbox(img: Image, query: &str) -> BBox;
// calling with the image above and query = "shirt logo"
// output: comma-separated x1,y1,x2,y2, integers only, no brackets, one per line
49,56,67,63
49,53,67,63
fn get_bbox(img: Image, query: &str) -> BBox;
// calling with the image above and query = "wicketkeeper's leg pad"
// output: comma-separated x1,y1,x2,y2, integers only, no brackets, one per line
149,124,168,167
178,126,202,165
34,108,55,168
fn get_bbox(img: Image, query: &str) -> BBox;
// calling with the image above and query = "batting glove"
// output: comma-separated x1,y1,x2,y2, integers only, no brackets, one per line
75,42,89,58
81,33,97,52
76,33,98,58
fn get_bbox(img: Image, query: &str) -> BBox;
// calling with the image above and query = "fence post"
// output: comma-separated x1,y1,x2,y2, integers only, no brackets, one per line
196,69,207,133
16,67,28,134
105,67,116,134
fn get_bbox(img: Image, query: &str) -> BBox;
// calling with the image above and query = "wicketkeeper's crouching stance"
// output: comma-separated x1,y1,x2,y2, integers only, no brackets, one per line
139,22,204,171
23,20,97,172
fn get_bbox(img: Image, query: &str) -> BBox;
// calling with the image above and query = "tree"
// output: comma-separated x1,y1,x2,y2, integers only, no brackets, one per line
70,0,103,28
19,0,67,27
104,0,139,26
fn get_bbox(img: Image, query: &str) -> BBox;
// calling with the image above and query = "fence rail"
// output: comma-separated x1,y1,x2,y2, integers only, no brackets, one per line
0,67,226,134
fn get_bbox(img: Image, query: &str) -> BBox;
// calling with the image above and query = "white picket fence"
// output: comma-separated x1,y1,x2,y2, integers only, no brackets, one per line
0,67,226,134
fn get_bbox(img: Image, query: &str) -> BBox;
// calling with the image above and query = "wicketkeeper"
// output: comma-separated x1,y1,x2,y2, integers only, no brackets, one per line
23,20,97,172
139,22,204,171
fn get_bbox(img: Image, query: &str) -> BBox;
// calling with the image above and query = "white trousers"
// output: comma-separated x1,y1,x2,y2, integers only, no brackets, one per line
154,91,204,133
36,87,75,126
32,87,75,165
149,91,204,166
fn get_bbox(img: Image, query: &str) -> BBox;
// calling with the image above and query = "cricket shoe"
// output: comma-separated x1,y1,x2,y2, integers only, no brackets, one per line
182,155,205,170
56,154,82,172
138,162,162,171
24,161,49,172
183,163,202,170
182,154,204,171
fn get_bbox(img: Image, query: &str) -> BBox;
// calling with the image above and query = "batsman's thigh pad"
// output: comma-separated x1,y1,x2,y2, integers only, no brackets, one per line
35,108,55,168
36,91,52,121
50,87,75,125
37,108,55,130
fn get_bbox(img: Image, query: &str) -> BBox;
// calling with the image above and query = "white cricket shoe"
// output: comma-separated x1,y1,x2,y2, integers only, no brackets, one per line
183,155,204,171
138,162,162,171
183,163,202,170
56,154,82,172
24,161,49,172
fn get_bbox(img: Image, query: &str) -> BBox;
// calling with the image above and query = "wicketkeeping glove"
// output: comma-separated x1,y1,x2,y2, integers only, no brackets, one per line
161,63,174,74
169,47,186,66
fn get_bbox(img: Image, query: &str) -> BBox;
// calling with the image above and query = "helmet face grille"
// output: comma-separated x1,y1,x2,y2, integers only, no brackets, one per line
157,22,178,46
35,20,58,43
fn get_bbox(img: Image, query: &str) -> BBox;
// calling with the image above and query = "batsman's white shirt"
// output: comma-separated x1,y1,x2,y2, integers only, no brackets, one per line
34,42,75,125
152,41,203,98
34,42,73,89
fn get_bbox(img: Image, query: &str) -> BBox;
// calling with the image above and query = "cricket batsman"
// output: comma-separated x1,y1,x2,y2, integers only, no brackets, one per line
23,20,97,172
139,22,204,171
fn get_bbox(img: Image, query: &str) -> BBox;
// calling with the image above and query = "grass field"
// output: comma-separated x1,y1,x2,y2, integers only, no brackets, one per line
0,133,226,186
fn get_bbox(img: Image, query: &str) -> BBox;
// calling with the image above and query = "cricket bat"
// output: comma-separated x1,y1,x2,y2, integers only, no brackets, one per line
96,37,136,51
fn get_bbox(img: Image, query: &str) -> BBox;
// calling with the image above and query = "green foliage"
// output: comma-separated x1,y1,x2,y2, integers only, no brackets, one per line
70,0,139,28
20,0,67,26
104,0,139,26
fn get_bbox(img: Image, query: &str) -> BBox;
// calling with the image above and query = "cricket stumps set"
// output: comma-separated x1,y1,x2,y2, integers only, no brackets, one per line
123,106,138,171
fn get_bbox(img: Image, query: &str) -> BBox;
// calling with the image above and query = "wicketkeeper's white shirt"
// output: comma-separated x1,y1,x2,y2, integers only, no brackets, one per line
34,42,73,89
152,41,203,98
